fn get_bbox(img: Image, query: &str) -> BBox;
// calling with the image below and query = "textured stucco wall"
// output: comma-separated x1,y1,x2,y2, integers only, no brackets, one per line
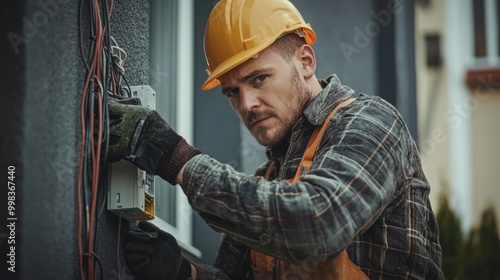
0,1,149,279
1,1,27,279
21,0,82,278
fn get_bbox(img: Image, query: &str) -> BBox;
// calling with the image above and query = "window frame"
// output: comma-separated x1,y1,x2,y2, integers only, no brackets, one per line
149,0,201,258
467,0,500,88
472,0,500,65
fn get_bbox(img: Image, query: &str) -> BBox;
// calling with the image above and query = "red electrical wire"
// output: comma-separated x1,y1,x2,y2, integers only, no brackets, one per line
87,2,105,279
78,1,107,279
78,50,98,280
79,0,119,278
109,0,115,16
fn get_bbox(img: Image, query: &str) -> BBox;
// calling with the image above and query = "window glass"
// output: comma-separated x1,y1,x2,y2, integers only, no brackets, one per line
473,0,487,57
149,0,179,227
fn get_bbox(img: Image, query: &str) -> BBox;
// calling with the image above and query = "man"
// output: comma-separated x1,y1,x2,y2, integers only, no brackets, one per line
111,0,444,279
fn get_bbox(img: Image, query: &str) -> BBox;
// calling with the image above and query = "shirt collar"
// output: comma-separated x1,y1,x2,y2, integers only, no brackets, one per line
265,74,355,159
303,74,355,126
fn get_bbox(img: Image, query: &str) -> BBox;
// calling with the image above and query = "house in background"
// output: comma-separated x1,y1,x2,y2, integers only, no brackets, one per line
414,0,500,233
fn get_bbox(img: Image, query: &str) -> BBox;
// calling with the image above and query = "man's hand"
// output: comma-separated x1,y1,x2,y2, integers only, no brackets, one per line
124,222,192,280
108,100,201,184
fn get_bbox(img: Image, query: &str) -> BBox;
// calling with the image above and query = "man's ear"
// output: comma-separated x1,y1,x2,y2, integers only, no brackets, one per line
296,44,316,80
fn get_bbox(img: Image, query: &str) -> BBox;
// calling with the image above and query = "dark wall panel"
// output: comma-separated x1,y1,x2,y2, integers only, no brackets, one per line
293,0,378,95
0,1,27,279
20,0,82,278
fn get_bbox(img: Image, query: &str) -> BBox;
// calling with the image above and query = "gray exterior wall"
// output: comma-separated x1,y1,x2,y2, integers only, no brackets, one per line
2,1,84,278
295,1,378,94
1,1,149,279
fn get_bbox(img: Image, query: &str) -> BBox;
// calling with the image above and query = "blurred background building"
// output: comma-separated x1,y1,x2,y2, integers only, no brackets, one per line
414,0,500,233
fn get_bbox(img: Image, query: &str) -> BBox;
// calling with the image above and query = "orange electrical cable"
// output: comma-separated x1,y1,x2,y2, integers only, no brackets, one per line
87,11,101,280
89,86,103,280
109,0,115,16
78,48,98,280
80,2,104,279
79,54,97,280
79,1,115,278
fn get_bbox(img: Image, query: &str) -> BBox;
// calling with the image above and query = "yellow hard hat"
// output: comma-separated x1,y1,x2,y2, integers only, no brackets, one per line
202,0,316,90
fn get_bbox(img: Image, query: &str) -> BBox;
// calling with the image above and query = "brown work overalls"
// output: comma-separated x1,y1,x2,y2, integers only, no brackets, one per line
251,98,368,280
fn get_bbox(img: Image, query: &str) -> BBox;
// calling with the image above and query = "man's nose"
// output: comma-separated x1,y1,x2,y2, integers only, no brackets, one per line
239,88,260,112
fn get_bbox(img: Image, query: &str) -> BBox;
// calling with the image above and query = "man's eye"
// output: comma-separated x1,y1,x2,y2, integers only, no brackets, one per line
225,88,239,98
254,75,266,85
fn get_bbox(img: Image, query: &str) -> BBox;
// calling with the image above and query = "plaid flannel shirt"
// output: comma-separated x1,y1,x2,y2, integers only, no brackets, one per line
181,75,444,279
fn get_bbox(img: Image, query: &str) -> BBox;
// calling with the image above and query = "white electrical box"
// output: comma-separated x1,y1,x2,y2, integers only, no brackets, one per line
108,85,156,221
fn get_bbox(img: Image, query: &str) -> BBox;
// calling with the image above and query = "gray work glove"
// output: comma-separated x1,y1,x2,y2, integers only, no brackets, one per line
124,222,192,280
108,100,201,185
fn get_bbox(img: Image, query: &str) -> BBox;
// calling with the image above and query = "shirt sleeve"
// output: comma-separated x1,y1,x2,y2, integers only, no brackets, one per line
180,97,409,263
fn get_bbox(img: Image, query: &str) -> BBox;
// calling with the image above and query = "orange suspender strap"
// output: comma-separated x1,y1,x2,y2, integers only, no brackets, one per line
251,98,355,272
263,161,275,179
290,98,356,182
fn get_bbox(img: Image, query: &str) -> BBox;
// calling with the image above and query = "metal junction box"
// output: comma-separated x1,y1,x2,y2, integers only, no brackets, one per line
108,85,156,221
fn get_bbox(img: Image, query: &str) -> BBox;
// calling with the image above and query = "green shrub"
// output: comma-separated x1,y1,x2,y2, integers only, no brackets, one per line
436,195,464,279
462,208,500,280
437,196,500,280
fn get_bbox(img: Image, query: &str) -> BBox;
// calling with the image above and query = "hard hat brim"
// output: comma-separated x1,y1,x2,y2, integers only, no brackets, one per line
201,26,316,91
201,40,271,91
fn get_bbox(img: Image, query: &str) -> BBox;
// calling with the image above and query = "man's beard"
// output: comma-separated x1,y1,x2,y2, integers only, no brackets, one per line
248,67,311,146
